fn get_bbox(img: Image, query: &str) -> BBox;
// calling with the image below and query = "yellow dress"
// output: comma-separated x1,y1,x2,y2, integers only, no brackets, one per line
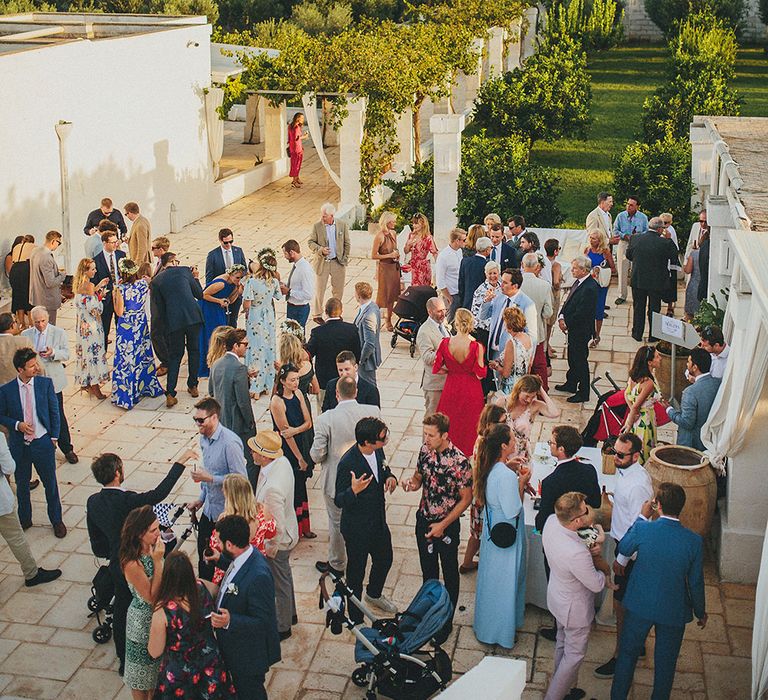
625,378,661,463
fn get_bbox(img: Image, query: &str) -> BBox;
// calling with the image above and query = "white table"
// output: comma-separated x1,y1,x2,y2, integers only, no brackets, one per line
523,445,615,610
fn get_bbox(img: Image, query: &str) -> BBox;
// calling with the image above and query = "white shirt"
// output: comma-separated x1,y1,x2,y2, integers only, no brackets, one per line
490,242,504,264
221,245,234,270
16,377,48,440
216,544,253,609
0,433,17,516
325,222,337,260
435,246,462,295
611,462,654,565
598,208,612,233
286,256,315,306
102,250,118,278
710,345,729,380
363,450,379,482
32,328,48,354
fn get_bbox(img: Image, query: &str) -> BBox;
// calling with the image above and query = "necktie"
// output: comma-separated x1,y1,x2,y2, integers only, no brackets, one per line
109,254,116,284
287,263,296,293
492,298,512,349
35,331,45,353
491,247,497,262
216,561,236,608
23,383,35,443
564,279,581,306
439,323,449,338
224,248,233,269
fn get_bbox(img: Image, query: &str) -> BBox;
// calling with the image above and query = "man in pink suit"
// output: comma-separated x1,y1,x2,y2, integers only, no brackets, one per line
542,492,609,700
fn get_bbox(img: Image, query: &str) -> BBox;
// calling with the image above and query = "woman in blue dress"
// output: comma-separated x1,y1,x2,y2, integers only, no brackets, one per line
584,229,615,348
473,422,532,648
243,248,283,398
198,264,245,378
112,259,164,409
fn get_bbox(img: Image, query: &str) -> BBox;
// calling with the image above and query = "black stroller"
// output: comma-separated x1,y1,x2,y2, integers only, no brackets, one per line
87,503,197,645
320,571,453,699
391,285,437,357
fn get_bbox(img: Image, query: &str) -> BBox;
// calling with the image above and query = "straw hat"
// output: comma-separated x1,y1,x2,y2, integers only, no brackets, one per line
247,430,283,460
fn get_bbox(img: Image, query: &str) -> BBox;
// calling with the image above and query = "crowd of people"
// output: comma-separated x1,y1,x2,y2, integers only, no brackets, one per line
0,191,728,700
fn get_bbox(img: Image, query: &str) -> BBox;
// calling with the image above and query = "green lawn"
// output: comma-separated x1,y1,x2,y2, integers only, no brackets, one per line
530,45,768,228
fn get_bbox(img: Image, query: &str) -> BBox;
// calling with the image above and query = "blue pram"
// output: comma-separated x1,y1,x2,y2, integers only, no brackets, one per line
320,571,453,699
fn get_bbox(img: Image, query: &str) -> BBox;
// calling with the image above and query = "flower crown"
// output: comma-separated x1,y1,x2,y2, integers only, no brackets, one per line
257,247,278,272
536,252,546,268
226,263,247,275
279,319,305,342
118,258,139,276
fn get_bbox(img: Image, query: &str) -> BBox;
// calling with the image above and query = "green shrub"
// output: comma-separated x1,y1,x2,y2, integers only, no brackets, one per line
457,132,563,228
379,158,435,228
613,136,694,240
644,0,745,36
760,0,768,23
545,0,624,52
472,32,592,147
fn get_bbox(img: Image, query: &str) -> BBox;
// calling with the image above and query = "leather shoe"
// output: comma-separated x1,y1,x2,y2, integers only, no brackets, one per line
632,334,643,342
53,522,67,538
565,689,586,700
64,451,79,464
279,629,292,641
540,626,557,642
166,394,178,408
567,395,589,403
25,567,62,587
188,386,199,398
156,365,168,377
554,383,577,393
20,520,32,530
29,478,39,491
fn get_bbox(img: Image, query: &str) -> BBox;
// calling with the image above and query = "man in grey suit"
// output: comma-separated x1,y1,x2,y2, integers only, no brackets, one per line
662,348,720,451
22,307,77,464
416,297,448,417
353,282,381,386
28,231,66,325
310,376,381,576
308,202,351,324
521,253,554,391
208,328,257,485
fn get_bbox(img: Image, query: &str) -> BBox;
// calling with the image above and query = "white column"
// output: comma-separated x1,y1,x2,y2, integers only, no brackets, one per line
243,93,265,144
689,119,712,208
521,6,539,60
431,113,465,248
263,100,287,163
505,19,523,71
705,195,733,308
338,98,366,220
486,27,505,78
393,108,414,177
55,121,77,274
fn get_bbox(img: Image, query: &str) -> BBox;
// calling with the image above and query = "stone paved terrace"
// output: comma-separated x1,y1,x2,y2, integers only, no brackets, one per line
0,153,755,699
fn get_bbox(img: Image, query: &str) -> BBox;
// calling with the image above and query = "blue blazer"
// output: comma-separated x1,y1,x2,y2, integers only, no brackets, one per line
93,249,127,301
618,517,705,627
216,548,281,676
356,303,382,372
150,266,204,334
667,374,720,451
458,254,488,310
0,376,60,446
480,290,535,359
205,245,246,285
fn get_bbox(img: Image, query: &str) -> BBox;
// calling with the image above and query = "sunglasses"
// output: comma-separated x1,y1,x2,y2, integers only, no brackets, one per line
221,239,234,245
570,507,589,522
193,415,212,425
614,450,634,458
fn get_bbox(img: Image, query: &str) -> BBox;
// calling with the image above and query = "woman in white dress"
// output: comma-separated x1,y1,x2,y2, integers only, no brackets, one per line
489,306,533,396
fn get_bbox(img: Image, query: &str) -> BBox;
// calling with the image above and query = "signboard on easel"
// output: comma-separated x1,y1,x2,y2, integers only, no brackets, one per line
650,313,700,401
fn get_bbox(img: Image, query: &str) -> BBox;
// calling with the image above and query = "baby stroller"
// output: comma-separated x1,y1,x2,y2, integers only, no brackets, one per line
391,285,437,357
319,571,453,700
87,503,197,645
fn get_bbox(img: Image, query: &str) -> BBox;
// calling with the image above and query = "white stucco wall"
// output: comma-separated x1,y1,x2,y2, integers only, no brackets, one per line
0,22,219,270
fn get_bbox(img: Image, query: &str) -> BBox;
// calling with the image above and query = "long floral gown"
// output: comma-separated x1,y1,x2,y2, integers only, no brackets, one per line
409,234,436,287
243,276,282,394
112,280,164,409
74,293,109,387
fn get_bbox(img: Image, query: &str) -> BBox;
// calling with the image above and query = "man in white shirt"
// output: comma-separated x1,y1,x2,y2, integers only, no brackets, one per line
699,325,729,380
586,191,614,242
280,239,315,331
594,432,653,680
415,297,449,416
435,228,467,323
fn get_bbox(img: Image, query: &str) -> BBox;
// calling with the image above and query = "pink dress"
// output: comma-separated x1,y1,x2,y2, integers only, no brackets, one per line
288,124,303,177
409,235,436,286
507,406,533,463
210,511,277,585
433,338,487,456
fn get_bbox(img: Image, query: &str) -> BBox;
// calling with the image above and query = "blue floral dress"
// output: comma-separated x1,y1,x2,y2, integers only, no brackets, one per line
243,275,282,394
198,279,235,378
74,293,109,387
112,280,163,409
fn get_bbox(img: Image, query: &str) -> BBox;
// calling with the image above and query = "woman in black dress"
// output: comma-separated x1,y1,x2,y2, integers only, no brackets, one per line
8,234,35,329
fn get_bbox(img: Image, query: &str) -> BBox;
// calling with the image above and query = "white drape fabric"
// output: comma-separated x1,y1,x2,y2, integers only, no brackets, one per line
301,92,341,188
205,87,225,180
752,518,768,699
701,312,768,475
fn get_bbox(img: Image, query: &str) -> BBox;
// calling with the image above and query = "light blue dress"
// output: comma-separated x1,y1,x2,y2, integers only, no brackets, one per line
474,462,527,648
243,276,283,394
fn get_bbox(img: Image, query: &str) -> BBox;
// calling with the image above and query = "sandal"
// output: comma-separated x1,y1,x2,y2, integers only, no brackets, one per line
459,562,478,574
589,337,600,348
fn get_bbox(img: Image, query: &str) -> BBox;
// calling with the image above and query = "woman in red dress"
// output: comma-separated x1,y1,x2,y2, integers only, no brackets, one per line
433,308,487,456
288,112,307,188
405,213,437,287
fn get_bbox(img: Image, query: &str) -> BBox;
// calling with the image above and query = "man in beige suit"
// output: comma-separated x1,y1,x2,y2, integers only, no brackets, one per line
416,297,449,417
585,191,614,242
521,253,554,390
308,202,351,324
124,201,152,265
29,231,65,324
0,314,32,385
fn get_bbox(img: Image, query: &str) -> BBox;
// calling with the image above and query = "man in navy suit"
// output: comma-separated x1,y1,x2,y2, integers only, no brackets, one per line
487,223,516,270
150,258,204,407
211,514,281,699
611,483,707,700
0,348,64,537
92,230,126,341
322,351,381,412
458,236,492,310
205,228,247,326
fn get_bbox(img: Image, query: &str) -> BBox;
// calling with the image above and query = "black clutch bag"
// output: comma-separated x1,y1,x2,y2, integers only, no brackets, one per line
486,506,520,549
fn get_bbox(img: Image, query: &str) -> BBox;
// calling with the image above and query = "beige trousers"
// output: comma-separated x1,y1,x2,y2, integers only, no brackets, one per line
617,239,631,301
313,259,347,317
423,390,441,418
0,507,38,580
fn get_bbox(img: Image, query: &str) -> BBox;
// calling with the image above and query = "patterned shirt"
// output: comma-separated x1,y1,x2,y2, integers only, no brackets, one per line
416,442,472,522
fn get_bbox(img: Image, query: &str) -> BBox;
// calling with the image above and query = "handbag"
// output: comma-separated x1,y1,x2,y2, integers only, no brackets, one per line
485,504,519,548
597,261,612,288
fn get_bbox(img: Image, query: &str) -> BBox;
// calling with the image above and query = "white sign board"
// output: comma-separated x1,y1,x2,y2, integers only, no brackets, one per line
660,315,684,340
651,313,700,349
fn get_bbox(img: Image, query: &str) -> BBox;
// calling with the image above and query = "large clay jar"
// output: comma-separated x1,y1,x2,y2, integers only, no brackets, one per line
645,445,717,537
